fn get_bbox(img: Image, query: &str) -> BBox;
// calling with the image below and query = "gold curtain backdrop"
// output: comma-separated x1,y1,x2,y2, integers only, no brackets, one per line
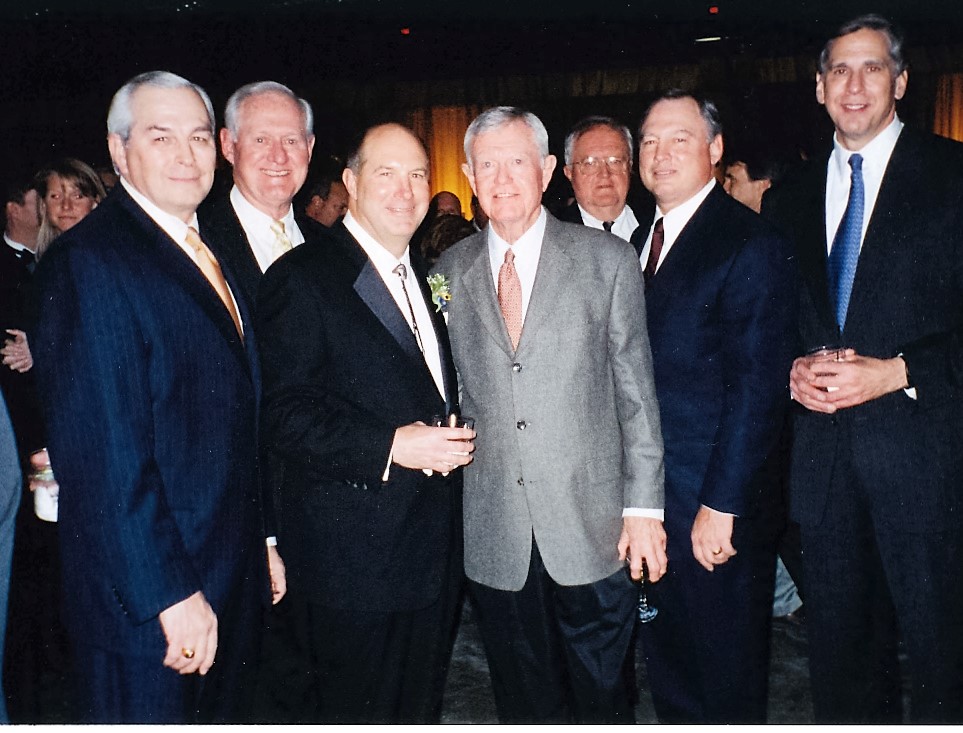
408,105,481,218
934,73,963,142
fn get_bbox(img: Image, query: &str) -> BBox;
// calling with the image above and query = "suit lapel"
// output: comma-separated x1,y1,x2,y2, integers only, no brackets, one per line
460,232,515,357
843,131,919,338
518,217,575,353
791,156,836,334
353,261,424,366
116,189,249,370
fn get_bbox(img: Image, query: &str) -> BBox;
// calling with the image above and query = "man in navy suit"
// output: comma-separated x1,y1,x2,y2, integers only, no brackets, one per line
31,71,267,723
256,123,473,723
767,15,963,723
636,90,796,722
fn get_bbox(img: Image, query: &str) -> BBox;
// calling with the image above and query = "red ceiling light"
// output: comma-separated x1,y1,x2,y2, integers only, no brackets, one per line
709,5,720,14
400,27,411,35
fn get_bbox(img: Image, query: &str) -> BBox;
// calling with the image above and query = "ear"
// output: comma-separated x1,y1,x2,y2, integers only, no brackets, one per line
461,162,478,196
342,167,358,200
563,164,573,182
894,70,908,101
107,134,129,180
219,128,236,165
815,72,826,106
709,135,724,167
541,154,558,192
306,134,316,160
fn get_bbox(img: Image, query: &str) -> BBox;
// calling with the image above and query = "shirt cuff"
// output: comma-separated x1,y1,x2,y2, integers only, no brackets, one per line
265,536,277,547
622,507,664,521
382,449,393,482
702,504,737,518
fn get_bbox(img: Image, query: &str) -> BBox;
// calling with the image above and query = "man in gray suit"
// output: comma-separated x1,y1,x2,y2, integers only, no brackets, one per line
434,106,665,723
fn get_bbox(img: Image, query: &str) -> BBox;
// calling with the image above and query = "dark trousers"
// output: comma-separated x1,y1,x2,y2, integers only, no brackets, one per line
468,540,636,724
801,451,963,723
302,581,462,724
639,509,773,723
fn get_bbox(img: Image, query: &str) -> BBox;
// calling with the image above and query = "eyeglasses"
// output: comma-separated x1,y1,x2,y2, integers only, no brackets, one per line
573,156,629,175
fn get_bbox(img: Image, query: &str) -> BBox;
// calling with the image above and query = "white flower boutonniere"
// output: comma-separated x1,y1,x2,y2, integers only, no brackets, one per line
427,273,452,318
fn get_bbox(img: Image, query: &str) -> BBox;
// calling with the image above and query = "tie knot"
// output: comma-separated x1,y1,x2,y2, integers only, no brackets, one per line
186,226,204,253
503,248,515,265
393,263,407,280
270,220,286,236
848,153,863,173
602,220,614,232
653,217,664,235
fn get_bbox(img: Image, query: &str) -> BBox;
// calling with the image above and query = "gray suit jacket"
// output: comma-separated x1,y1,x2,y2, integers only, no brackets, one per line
435,213,663,591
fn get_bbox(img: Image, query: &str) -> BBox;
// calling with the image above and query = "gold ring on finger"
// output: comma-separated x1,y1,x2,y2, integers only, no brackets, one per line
182,647,195,659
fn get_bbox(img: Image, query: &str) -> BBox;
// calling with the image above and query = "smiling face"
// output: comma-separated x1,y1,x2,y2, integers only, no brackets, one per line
563,124,631,221
639,97,722,214
342,124,430,258
463,120,556,244
108,85,216,222
220,91,315,220
816,27,907,151
43,173,99,232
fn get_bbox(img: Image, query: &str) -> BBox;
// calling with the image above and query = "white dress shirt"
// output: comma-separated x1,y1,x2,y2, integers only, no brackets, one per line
3,234,33,257
343,212,445,400
825,115,903,255
487,207,547,322
638,178,716,273
578,203,639,243
487,207,658,519
229,185,305,273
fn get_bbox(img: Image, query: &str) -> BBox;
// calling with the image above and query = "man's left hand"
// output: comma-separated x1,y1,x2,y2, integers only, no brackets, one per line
267,545,286,605
804,353,908,409
691,506,735,572
618,516,667,582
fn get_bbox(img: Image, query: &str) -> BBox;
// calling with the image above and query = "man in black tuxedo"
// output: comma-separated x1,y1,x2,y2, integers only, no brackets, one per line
636,91,796,722
31,71,268,723
256,123,473,723
766,14,963,723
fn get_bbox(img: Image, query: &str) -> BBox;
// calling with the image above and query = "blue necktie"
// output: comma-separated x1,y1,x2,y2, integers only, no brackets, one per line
827,153,864,331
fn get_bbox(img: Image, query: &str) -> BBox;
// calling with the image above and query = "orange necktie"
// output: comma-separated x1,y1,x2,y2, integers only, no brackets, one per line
185,226,243,338
498,248,523,350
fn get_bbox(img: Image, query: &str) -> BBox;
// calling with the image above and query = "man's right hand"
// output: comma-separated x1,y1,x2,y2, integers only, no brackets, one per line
158,591,217,675
391,422,475,474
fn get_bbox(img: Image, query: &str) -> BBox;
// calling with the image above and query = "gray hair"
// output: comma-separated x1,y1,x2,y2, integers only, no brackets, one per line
463,106,550,169
818,14,907,76
564,116,633,166
639,90,723,143
224,81,313,140
107,71,215,144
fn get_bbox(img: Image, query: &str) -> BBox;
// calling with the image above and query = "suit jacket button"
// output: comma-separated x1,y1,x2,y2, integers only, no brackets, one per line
512,363,522,372
516,420,527,430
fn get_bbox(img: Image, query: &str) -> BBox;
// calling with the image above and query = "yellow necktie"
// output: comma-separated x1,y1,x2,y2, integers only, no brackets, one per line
270,220,293,260
185,226,243,338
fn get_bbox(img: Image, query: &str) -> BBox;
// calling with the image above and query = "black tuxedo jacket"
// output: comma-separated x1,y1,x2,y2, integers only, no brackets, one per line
256,222,461,612
31,185,267,656
764,128,963,531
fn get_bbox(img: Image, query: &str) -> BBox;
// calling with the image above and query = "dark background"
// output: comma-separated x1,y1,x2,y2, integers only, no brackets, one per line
3,0,962,192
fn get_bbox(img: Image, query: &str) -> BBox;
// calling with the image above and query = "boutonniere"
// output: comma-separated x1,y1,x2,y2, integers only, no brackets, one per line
427,273,452,314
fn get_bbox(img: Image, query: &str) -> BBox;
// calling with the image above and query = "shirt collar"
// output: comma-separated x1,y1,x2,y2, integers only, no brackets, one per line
342,210,412,278
487,207,547,261
229,185,300,243
831,115,903,178
654,178,716,244
3,234,32,254
120,176,198,245
578,203,630,229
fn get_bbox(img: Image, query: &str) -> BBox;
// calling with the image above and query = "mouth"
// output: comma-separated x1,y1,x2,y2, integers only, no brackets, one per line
261,170,290,178
841,103,869,112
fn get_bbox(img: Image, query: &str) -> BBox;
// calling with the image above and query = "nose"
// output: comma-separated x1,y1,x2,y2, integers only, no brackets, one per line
494,162,510,185
267,139,288,164
723,178,732,194
59,192,74,210
174,137,197,167
846,69,864,94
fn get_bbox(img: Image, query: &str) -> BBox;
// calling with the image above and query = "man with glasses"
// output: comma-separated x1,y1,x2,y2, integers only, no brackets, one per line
560,116,641,242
